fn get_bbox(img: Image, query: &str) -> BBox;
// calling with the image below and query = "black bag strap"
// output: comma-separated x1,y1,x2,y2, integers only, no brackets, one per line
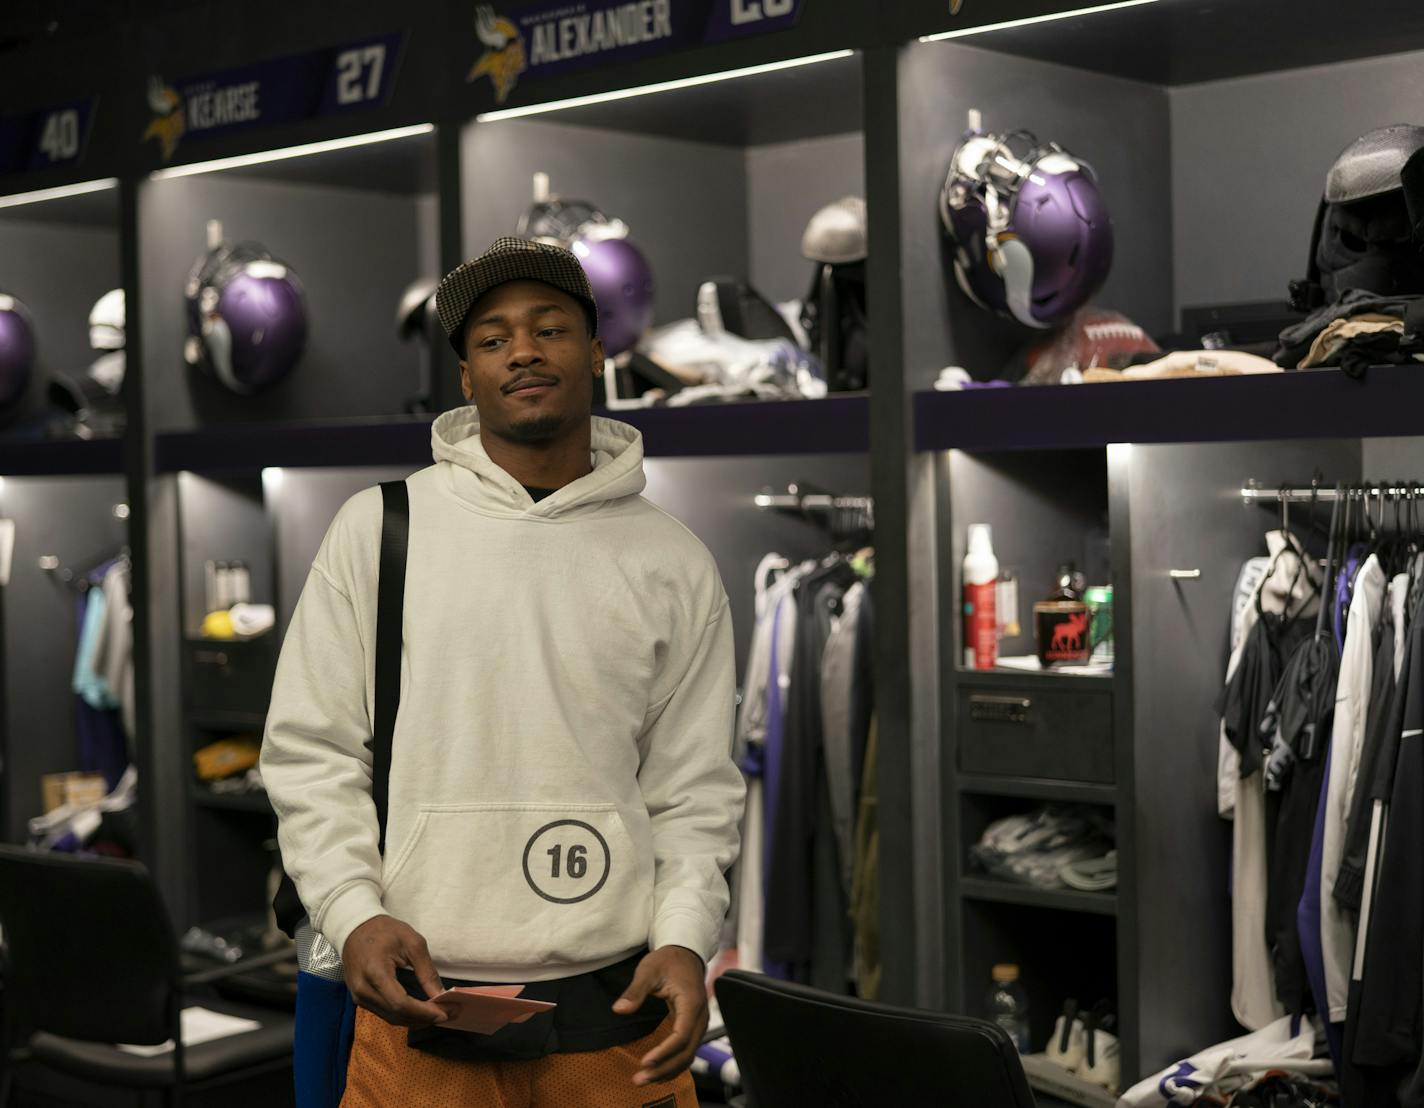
372,479,409,854
271,478,410,938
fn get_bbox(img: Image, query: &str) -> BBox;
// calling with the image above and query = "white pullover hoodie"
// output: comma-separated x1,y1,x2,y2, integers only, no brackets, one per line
261,407,745,982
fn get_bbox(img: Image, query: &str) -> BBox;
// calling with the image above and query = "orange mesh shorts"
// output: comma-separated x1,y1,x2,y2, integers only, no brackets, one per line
340,1007,699,1108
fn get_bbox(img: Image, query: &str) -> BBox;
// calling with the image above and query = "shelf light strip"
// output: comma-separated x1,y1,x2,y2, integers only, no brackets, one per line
0,178,118,210
148,123,434,181
475,49,855,123
919,0,1160,42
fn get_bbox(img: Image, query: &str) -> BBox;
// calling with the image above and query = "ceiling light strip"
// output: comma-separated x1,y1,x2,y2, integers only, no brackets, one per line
0,178,119,210
475,49,855,123
919,0,1160,42
148,123,435,181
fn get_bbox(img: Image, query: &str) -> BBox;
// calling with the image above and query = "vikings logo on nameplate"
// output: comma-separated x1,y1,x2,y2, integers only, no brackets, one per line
469,5,528,104
143,74,261,162
142,78,186,162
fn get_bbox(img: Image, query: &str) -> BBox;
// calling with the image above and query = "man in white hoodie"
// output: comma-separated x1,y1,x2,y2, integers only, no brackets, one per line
261,237,745,1106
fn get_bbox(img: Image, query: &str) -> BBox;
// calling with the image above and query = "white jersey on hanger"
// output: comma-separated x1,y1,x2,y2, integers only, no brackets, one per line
1320,554,1386,1021
730,555,810,973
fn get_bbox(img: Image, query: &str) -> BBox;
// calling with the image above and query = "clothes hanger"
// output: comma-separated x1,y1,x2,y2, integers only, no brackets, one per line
1314,482,1344,641
1336,483,1361,618
1376,482,1404,579
753,554,791,616
1263,483,1316,623
1406,478,1418,558
1407,481,1424,619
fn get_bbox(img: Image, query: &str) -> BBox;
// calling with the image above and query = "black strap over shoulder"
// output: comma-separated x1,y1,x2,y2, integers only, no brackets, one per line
372,479,409,854
273,479,409,937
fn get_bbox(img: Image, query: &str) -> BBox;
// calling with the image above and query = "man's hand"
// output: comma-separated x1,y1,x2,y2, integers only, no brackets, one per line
341,915,450,1028
612,945,708,1087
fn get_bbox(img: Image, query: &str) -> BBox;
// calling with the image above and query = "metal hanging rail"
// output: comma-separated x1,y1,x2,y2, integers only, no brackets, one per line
1240,481,1422,504
754,484,874,513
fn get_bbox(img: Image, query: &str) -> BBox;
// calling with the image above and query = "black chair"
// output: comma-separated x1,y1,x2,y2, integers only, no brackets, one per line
0,845,295,1107
715,970,1037,1107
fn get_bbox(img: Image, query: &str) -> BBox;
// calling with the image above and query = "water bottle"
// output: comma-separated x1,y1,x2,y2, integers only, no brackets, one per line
987,963,1030,1053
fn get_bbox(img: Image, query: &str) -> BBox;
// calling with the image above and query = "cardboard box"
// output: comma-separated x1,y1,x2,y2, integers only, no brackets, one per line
41,772,108,813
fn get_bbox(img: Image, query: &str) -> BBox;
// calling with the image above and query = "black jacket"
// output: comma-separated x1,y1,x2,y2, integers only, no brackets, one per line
1353,593,1423,1073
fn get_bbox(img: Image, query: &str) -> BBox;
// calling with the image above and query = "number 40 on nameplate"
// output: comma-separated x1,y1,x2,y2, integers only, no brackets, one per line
38,109,82,163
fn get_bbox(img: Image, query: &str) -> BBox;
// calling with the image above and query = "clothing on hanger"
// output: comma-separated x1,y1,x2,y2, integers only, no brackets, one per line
94,560,135,740
73,583,118,711
1219,531,1321,1032
732,532,875,995
1219,556,1272,819
1333,573,1402,913
727,554,809,978
1317,555,1386,1031
818,578,873,899
1351,585,1424,1075
71,557,131,791
1265,491,1354,1019
764,555,857,982
849,715,879,1000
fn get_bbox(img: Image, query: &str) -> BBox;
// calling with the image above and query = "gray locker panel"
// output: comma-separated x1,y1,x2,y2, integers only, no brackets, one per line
138,174,433,430
2,475,128,839
1122,438,1361,1073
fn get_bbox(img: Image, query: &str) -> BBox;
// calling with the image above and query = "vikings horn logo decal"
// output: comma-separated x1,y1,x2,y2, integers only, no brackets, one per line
468,5,527,103
142,76,186,161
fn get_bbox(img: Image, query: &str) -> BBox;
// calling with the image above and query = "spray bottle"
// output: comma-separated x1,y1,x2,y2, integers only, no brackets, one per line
963,524,999,670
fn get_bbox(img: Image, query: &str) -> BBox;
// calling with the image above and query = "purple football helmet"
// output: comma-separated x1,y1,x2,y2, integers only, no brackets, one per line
185,241,307,394
572,236,654,358
0,294,35,408
940,123,1113,329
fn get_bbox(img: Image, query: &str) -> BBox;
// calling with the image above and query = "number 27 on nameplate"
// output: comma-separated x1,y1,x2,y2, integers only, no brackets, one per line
335,45,387,105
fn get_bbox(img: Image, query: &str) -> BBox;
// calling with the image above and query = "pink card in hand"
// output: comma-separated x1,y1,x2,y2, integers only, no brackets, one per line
431,985,557,1035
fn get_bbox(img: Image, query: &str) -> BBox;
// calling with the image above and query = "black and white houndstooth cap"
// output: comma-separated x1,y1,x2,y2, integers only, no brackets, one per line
436,236,599,355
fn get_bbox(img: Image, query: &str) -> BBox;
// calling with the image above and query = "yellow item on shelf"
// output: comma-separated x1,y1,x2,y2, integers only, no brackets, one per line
194,738,260,781
201,610,236,639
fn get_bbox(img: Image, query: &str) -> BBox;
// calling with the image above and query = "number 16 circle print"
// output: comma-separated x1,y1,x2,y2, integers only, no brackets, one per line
522,819,612,904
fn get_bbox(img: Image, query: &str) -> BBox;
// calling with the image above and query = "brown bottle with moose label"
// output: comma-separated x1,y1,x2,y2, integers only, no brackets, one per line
1034,563,1091,667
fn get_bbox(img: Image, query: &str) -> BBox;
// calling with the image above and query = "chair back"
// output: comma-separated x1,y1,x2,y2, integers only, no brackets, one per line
0,846,179,1046
715,970,1037,1107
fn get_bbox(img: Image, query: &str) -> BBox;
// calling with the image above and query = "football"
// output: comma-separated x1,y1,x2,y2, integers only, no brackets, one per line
1013,306,1160,385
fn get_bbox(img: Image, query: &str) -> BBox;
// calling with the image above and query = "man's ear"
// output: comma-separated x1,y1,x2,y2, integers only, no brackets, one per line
590,338,606,377
459,360,475,401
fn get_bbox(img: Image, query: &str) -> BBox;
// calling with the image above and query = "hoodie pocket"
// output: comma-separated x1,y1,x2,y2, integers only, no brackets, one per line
381,802,652,969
